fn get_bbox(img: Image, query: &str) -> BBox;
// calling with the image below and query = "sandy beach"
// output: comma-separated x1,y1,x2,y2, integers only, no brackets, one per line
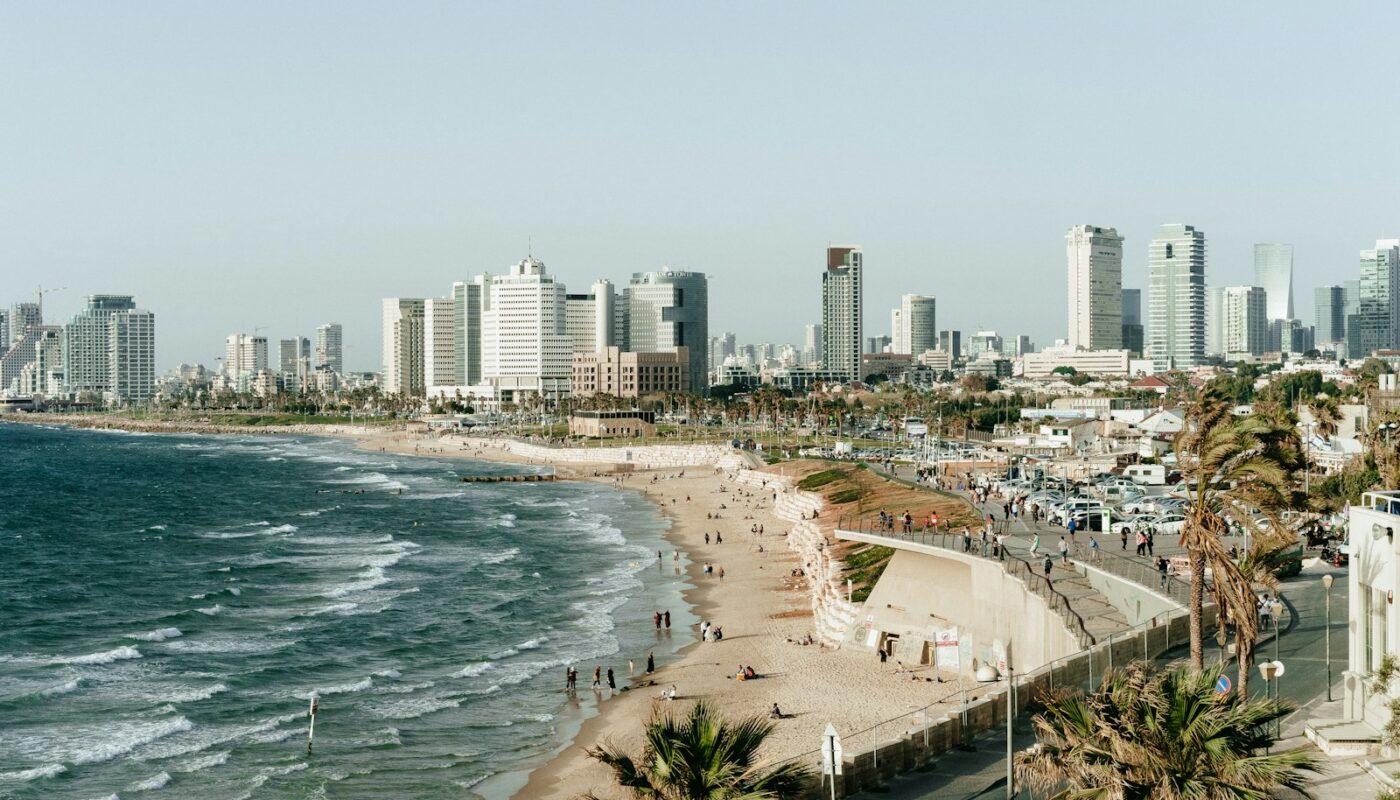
359,431,989,799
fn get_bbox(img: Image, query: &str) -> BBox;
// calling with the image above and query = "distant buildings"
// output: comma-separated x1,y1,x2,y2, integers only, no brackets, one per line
625,269,708,396
1348,240,1400,357
802,323,822,365
315,323,343,374
381,298,425,396
423,295,460,389
822,246,863,383
893,294,937,355
571,347,689,398
481,258,570,403
224,333,268,383
1148,223,1207,371
1254,243,1295,322
1066,225,1124,351
1121,289,1144,357
1220,286,1269,358
1315,286,1347,349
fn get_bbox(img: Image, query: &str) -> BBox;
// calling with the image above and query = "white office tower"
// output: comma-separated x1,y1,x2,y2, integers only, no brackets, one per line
1205,287,1224,357
803,323,822,365
822,246,862,382
625,269,709,395
893,295,937,355
381,298,425,396
482,257,571,401
1066,225,1124,350
9,302,41,345
1315,286,1347,348
1220,286,1269,358
564,279,619,354
423,296,461,388
1148,224,1207,371
1254,244,1294,322
278,337,310,391
224,334,268,382
1348,240,1400,357
109,309,156,403
65,295,137,397
315,323,343,374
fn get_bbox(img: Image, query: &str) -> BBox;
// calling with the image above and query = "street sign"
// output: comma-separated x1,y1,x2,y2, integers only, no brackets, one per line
821,723,843,776
1214,675,1231,695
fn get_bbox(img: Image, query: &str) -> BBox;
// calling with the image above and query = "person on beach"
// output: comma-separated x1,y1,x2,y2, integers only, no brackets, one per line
705,532,710,544
607,668,616,690
718,566,725,578
653,611,662,629
664,610,671,629
646,652,655,673
593,666,601,688
1043,555,1053,582
716,532,722,544
1058,535,1069,564
628,659,634,675
565,667,575,690
1029,533,1039,556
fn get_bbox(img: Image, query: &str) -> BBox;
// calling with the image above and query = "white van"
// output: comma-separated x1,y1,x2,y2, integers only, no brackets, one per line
1124,464,1167,486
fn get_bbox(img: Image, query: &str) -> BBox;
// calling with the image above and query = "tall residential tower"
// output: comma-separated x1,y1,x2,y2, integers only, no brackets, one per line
1148,224,1207,371
1066,225,1124,351
822,246,862,382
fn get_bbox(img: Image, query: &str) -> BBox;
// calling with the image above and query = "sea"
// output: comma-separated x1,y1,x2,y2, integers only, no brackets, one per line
0,422,696,799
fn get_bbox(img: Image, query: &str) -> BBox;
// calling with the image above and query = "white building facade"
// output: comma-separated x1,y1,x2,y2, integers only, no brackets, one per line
1148,223,1207,371
1066,225,1124,351
822,246,862,383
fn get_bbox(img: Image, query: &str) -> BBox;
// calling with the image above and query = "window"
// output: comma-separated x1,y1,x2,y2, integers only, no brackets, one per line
1165,243,1174,259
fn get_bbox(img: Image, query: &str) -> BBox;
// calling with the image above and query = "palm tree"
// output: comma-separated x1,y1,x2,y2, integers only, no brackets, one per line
1309,393,1340,442
1174,382,1301,693
1017,661,1319,800
584,701,810,800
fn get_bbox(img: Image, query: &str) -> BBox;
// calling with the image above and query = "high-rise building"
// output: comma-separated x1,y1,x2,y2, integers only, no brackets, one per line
1348,240,1400,358
968,330,1004,360
109,309,156,403
564,279,620,354
65,295,137,396
224,334,268,382
1315,286,1347,348
1121,289,1144,357
802,324,823,365
452,279,486,386
895,295,937,355
278,336,310,392
1254,244,1295,322
1148,224,1207,371
1012,334,1034,356
315,323,343,374
822,246,862,383
381,298,425,396
1205,287,1224,357
10,302,40,345
481,257,571,401
1066,225,1124,350
0,309,9,354
1220,286,1268,357
939,330,962,359
423,296,461,388
889,308,902,353
625,269,709,395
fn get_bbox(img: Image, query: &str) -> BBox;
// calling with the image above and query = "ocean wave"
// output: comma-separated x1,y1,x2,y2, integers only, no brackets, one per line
265,456,286,462
146,524,168,531
40,678,82,697
299,676,372,699
161,636,287,655
477,547,519,565
196,605,223,616
128,771,172,791
454,662,494,678
369,694,461,720
304,602,359,616
132,627,183,642
0,763,67,782
73,716,195,765
134,713,298,762
497,513,517,528
167,683,227,703
56,645,142,665
174,751,229,772
325,472,408,491
374,668,402,679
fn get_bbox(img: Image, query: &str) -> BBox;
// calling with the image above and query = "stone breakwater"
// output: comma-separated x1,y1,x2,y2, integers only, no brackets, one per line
728,467,857,647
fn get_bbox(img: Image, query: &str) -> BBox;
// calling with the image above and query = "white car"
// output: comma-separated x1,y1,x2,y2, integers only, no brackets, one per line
1142,514,1187,536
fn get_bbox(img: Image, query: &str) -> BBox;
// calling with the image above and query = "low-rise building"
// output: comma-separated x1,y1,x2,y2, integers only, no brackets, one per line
569,410,657,438
1021,348,1131,379
571,347,689,399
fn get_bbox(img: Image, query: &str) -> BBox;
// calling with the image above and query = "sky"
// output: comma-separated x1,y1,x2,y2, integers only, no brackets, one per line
3,2,1399,371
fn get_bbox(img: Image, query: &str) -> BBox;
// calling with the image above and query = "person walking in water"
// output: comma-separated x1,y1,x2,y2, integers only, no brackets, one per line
663,610,671,629
653,611,662,629
646,652,655,673
606,668,616,690
592,665,602,688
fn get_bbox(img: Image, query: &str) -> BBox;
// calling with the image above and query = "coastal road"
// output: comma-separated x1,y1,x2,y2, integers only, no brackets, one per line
849,466,1353,799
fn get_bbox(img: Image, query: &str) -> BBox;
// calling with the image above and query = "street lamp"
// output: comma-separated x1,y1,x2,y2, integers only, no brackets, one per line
1322,574,1335,702
1259,660,1286,742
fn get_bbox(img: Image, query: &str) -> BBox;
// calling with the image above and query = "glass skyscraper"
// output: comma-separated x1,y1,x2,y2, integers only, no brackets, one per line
1148,224,1206,371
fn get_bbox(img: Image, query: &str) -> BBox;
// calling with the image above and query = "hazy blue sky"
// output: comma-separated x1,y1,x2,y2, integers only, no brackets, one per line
4,3,1398,370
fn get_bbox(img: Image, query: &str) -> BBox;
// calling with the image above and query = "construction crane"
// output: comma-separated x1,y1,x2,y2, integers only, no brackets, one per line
36,285,66,321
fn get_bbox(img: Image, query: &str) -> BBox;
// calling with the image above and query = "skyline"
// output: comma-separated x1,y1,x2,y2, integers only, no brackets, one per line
5,3,1400,369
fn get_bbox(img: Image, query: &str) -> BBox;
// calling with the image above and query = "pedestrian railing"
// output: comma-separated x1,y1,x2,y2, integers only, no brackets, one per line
1078,546,1193,606
836,515,1097,648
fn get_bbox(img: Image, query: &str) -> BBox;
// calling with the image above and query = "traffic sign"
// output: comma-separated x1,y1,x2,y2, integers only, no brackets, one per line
1214,675,1231,695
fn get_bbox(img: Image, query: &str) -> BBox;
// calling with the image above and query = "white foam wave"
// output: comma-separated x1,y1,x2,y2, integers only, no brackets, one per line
168,683,227,703
57,645,142,665
147,524,168,531
478,547,519,565
0,763,66,782
132,627,183,642
370,694,461,720
175,751,229,772
196,605,223,616
74,716,194,765
300,677,372,699
375,668,402,679
128,771,172,791
454,662,494,678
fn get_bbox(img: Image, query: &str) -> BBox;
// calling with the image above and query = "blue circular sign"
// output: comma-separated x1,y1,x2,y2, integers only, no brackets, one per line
1215,675,1231,695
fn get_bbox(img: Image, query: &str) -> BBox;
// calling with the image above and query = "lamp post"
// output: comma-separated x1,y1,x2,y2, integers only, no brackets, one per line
1259,660,1285,744
1322,574,1335,702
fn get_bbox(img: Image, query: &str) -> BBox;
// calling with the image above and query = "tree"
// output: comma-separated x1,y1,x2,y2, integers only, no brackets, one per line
584,701,810,800
1017,661,1319,800
1051,366,1078,376
1174,381,1302,694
